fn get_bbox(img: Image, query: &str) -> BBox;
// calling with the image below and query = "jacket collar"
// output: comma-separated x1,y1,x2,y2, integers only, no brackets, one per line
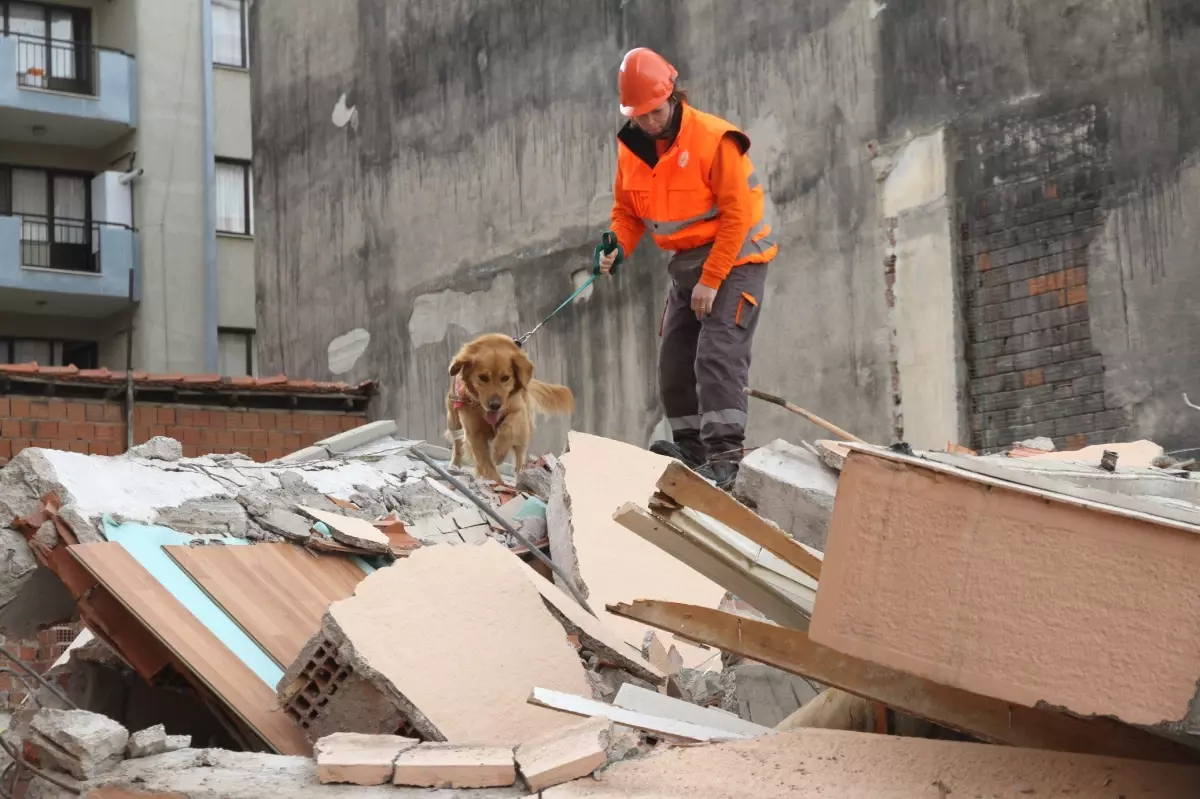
617,100,687,169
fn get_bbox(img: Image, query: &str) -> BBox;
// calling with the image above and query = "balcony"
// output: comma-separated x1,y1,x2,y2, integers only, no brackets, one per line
0,34,136,148
0,213,140,318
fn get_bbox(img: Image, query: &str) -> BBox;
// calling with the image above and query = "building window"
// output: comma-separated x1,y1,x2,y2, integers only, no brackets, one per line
215,159,252,235
218,328,255,377
212,0,247,68
2,1,94,95
0,165,96,272
0,338,98,368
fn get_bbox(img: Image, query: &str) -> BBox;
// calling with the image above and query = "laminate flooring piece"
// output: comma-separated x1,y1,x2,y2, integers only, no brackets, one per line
68,542,312,756
164,543,366,668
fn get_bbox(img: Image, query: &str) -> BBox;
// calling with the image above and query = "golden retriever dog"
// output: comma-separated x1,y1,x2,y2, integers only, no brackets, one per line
445,333,574,483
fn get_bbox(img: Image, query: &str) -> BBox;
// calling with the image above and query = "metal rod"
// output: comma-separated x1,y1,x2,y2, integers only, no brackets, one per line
744,387,867,444
124,267,135,452
0,646,77,710
0,734,81,795
409,448,597,617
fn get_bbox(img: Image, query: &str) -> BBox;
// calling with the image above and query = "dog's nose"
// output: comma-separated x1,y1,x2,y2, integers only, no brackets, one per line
487,398,502,411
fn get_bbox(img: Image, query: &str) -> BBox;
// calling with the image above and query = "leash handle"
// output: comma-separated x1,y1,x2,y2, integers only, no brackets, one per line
592,230,623,276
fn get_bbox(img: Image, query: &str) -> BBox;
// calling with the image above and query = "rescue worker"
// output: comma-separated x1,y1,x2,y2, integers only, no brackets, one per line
596,47,778,489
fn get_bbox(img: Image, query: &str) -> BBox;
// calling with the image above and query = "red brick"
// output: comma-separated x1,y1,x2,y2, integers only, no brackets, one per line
10,398,30,418
47,400,69,420
10,440,30,457
68,442,89,455
35,421,59,439
29,439,51,450
340,416,360,431
151,425,168,438
0,397,9,416
301,431,322,446
182,428,201,445
1022,369,1045,388
156,407,175,425
226,413,244,430
266,447,285,461
19,421,34,437
234,430,254,448
242,412,261,429
284,433,302,452
1,420,18,438
1066,286,1087,306
1044,181,1059,199
977,253,991,272
209,411,228,430
199,429,216,446
182,444,200,458
251,429,268,448
216,430,235,448
132,406,155,426
267,430,285,449
66,402,86,423
1066,434,1088,450
103,404,122,423
175,409,192,426
56,422,76,440
96,425,119,442
192,410,211,427
77,422,96,440
0,441,10,460
28,402,49,420
246,449,268,462
87,403,108,422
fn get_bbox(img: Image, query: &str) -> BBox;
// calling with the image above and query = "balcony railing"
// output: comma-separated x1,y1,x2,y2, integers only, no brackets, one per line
11,214,134,274
14,34,98,96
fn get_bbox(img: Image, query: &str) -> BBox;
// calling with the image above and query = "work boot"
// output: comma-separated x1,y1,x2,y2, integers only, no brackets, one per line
698,459,741,492
649,437,705,469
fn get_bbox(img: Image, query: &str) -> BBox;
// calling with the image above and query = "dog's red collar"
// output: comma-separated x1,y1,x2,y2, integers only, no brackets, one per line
450,375,470,410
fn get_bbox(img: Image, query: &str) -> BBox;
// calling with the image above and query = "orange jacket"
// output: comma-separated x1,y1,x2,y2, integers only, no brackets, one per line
611,102,777,289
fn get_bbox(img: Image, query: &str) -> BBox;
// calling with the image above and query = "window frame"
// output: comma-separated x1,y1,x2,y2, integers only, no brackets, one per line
217,327,256,377
1,1,95,94
211,0,248,69
0,163,97,271
214,157,253,237
0,336,99,368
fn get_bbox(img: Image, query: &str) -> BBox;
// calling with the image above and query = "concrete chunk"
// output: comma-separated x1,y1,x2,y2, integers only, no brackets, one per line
126,436,183,462
257,508,314,541
392,743,516,789
732,439,839,551
315,732,418,786
317,420,398,455
516,716,611,792
276,445,331,464
126,724,168,758
298,506,390,553
30,709,129,780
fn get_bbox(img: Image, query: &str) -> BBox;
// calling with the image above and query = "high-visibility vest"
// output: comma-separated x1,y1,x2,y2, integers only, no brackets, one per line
616,102,777,263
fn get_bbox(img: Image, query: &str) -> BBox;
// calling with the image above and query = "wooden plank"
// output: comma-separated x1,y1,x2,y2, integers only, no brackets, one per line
606,600,1200,765
655,461,823,580
68,543,312,756
613,683,771,737
613,504,811,631
164,543,366,668
527,687,757,743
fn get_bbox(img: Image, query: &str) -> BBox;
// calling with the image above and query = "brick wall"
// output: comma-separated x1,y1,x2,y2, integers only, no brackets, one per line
958,105,1130,452
0,622,78,708
0,396,365,463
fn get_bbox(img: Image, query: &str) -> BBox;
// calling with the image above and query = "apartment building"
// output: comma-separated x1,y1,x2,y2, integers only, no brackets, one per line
0,0,256,376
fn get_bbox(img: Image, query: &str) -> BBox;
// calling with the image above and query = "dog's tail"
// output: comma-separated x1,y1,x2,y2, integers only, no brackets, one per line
526,379,575,415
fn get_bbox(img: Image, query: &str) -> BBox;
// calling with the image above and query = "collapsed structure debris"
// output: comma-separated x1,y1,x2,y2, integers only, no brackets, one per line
2,414,1200,797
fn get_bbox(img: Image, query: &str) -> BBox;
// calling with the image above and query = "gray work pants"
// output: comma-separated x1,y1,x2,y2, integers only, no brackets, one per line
658,257,768,463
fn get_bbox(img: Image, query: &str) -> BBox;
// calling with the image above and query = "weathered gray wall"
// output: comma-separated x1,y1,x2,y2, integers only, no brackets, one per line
252,0,1200,454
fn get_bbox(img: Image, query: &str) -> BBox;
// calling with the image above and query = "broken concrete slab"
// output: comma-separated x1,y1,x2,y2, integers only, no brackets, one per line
126,724,168,758
30,709,129,780
317,420,398,455
539,728,1200,798
719,663,821,729
315,732,418,786
278,539,591,745
276,445,331,464
32,747,525,799
515,716,610,792
556,433,726,670
732,439,839,552
393,744,516,789
297,506,390,553
125,437,183,462
256,508,314,541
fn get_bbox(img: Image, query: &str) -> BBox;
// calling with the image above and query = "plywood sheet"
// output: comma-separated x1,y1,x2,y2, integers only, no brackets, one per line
68,543,311,756
327,539,592,745
559,432,726,669
165,543,366,668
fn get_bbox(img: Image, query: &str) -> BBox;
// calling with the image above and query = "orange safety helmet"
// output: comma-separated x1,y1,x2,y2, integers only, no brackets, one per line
618,47,678,117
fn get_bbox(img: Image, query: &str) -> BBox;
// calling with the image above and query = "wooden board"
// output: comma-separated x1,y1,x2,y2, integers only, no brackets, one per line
607,600,1200,765
68,542,312,756
164,543,366,668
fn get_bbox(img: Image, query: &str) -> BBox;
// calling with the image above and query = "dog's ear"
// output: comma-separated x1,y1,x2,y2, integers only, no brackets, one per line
449,354,471,377
511,348,534,391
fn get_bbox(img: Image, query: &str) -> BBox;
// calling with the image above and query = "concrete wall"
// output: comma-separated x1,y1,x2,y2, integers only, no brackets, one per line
253,0,1200,453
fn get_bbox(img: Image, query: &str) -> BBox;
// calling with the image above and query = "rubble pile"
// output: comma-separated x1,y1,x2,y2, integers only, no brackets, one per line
2,417,1200,797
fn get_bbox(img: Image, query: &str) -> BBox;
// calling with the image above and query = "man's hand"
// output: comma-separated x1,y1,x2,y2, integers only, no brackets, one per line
691,283,718,319
597,249,619,275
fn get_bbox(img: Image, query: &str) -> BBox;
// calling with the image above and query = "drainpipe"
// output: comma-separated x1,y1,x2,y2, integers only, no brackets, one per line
200,0,219,372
